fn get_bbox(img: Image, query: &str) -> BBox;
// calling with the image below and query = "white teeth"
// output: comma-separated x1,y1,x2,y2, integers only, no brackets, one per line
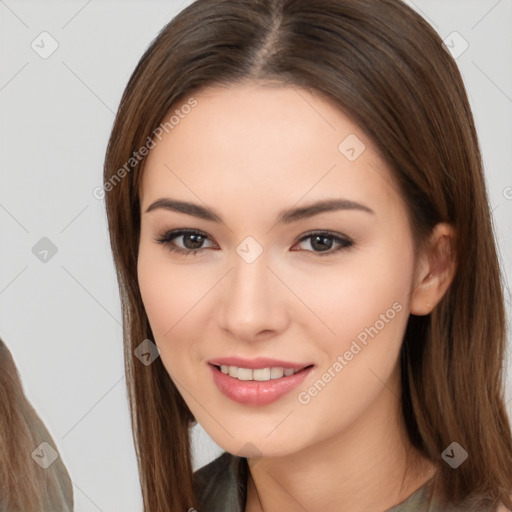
219,365,301,381
237,367,253,381
270,367,284,379
253,368,271,381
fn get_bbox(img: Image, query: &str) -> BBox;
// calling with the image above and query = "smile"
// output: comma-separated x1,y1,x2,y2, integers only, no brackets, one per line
208,363,314,406
216,364,303,381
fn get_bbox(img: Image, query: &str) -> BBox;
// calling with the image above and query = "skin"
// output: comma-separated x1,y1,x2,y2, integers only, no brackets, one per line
137,82,457,512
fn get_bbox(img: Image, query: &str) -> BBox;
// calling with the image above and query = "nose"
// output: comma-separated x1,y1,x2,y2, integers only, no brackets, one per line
216,252,290,343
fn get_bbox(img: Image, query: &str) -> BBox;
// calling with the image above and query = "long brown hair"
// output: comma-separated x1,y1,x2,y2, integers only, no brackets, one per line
0,337,73,511
103,0,512,510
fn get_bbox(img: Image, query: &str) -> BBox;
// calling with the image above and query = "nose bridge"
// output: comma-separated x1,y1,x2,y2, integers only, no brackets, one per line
217,249,287,339
233,252,270,301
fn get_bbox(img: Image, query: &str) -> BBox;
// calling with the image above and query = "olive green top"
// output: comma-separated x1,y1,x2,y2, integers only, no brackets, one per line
193,451,493,511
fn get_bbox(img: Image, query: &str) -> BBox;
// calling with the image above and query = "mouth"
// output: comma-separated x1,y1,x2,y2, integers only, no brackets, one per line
208,362,315,406
209,363,314,381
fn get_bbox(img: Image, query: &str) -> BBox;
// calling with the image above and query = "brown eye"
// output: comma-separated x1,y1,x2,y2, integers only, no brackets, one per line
155,229,215,256
293,232,353,255
155,229,353,257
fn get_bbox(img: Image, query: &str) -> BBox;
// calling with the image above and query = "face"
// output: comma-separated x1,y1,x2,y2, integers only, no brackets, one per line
137,82,418,458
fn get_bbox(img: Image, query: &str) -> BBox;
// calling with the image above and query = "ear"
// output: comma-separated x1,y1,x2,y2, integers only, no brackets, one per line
410,222,457,316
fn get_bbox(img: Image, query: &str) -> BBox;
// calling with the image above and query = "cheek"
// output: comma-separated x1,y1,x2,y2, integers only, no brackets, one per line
284,243,415,410
291,249,412,346
137,240,228,382
288,249,413,439
137,232,208,325
137,244,202,358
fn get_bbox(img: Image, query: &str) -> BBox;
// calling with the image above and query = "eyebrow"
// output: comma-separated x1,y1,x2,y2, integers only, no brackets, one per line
144,197,374,223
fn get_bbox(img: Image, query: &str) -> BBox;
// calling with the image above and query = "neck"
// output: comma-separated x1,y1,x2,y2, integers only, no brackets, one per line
244,368,436,512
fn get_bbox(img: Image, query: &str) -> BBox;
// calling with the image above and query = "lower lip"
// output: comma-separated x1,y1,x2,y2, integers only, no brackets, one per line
208,364,314,406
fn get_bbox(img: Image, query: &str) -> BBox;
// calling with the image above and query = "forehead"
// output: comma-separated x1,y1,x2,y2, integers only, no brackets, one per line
140,83,402,219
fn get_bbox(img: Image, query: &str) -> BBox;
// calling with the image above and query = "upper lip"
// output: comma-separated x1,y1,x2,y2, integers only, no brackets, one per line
208,356,313,371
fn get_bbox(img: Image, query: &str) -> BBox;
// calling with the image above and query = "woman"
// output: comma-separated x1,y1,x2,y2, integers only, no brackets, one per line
0,337,73,511
102,0,512,510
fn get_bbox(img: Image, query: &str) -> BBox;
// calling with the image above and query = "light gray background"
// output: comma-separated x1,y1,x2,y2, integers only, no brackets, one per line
0,1,511,511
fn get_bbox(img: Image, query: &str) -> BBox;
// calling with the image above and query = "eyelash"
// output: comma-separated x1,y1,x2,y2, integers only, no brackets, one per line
154,228,354,257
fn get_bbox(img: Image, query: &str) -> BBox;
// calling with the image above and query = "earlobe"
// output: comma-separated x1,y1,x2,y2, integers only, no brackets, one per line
410,223,456,316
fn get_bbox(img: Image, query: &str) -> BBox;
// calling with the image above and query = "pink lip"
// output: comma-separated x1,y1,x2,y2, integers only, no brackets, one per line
208,363,314,406
208,356,310,371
